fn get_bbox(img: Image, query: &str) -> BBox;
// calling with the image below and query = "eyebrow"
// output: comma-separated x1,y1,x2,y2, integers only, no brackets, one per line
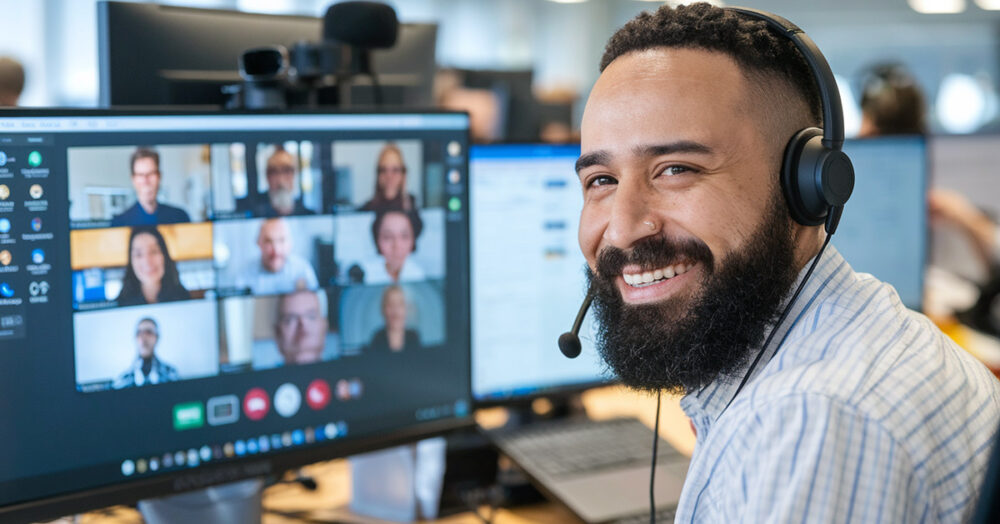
575,140,715,174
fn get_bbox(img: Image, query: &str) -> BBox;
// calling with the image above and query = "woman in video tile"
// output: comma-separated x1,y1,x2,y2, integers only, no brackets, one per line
359,143,418,212
361,209,425,283
116,226,190,306
366,285,421,354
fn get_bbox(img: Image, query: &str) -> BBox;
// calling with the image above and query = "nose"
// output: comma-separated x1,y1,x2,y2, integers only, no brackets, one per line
603,177,661,248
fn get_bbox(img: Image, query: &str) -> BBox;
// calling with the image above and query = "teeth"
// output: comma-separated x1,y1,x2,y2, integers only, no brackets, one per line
623,262,695,288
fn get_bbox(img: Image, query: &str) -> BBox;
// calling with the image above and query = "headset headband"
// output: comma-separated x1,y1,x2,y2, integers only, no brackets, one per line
727,7,845,150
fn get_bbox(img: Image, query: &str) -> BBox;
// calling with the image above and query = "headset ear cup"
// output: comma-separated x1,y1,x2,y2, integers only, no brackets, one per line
781,127,855,227
782,127,827,226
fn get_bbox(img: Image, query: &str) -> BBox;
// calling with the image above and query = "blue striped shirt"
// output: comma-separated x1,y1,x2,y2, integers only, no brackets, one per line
675,245,1000,522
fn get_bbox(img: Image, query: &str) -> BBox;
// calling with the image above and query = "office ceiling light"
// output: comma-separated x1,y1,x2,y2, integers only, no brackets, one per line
907,0,966,14
936,73,988,134
974,0,1000,9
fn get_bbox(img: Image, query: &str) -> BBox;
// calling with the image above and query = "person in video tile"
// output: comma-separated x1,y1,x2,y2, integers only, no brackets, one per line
236,217,318,294
113,317,179,388
366,285,421,354
360,143,418,212
111,147,192,227
253,147,314,217
116,226,191,306
275,289,328,365
361,210,425,284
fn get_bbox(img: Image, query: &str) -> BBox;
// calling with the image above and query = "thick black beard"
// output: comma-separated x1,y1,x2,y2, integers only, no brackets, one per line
587,195,799,394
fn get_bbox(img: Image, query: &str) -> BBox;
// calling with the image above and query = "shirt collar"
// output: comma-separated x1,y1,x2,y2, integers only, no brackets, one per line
679,243,854,432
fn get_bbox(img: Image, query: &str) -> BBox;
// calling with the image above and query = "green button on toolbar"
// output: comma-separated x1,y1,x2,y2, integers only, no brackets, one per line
173,402,204,431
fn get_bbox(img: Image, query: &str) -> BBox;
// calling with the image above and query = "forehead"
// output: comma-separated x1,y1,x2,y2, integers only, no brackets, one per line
260,220,288,237
133,157,158,170
381,213,411,232
581,48,753,157
268,151,295,166
137,319,156,330
283,293,319,310
379,149,402,163
132,233,158,247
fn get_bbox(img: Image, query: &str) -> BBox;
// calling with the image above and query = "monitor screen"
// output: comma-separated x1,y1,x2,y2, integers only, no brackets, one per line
98,1,438,108
0,109,472,520
470,144,609,403
836,136,928,310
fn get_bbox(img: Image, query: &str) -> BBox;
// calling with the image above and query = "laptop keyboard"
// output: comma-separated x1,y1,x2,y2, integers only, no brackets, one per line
489,416,684,479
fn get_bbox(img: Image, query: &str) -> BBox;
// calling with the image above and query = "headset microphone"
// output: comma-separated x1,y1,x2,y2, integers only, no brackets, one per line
558,288,594,359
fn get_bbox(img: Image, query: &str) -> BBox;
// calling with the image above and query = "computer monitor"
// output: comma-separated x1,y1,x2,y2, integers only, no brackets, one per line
470,144,610,404
0,109,472,522
837,136,928,310
97,1,438,108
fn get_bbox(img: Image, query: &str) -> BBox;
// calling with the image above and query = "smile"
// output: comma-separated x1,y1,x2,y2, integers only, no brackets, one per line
622,262,694,288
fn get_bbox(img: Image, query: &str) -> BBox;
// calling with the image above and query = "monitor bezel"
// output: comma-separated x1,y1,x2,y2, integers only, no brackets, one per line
0,106,475,523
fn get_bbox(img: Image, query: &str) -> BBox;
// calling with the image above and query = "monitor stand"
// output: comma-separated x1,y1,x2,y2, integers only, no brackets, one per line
137,478,264,524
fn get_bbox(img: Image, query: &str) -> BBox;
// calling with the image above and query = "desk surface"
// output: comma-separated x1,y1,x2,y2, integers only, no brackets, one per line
46,386,695,524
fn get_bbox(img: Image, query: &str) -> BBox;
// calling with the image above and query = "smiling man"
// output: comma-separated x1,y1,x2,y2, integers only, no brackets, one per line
578,3,1000,521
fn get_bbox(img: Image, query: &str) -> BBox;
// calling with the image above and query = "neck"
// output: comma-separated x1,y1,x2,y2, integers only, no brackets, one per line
387,327,405,351
386,262,402,281
139,200,158,214
791,225,825,274
141,282,161,303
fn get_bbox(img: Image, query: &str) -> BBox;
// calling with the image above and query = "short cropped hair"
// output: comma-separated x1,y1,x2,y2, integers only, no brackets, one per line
600,2,822,128
130,147,160,175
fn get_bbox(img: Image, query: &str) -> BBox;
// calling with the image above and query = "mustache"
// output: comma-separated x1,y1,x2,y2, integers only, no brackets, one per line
595,236,714,279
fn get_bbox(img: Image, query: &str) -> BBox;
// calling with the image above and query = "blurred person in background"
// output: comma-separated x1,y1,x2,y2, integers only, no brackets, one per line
0,56,24,107
859,63,1000,370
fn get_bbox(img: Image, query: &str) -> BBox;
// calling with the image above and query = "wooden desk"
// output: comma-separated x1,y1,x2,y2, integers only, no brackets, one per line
50,387,694,523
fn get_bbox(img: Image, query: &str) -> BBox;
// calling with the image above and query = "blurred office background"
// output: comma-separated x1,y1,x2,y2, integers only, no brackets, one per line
0,0,998,137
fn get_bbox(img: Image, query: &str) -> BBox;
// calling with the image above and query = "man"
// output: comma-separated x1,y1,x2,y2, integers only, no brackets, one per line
0,56,24,107
236,217,318,294
274,290,328,365
252,148,314,217
577,4,1000,521
113,317,179,388
111,148,191,226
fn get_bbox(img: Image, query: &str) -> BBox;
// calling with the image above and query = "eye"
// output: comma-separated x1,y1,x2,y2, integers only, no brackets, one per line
585,174,617,188
661,164,696,176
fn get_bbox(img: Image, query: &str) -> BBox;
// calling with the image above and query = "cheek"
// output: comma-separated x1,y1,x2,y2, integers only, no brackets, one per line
578,205,607,267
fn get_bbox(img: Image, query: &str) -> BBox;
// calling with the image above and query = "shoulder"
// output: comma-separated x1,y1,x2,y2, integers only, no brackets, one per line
110,203,139,225
158,203,191,222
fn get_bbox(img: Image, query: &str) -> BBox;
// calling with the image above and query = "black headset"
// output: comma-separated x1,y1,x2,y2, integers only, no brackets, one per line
558,6,855,359
729,7,855,235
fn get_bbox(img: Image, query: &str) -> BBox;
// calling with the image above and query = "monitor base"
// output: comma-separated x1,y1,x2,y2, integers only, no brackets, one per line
138,478,264,524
